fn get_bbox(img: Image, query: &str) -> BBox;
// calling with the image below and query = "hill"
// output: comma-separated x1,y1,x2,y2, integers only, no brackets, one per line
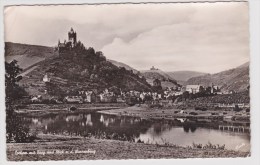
5,42,153,97
5,42,55,69
104,60,181,90
167,71,207,84
237,61,249,69
186,62,249,92
141,69,179,89
108,59,138,74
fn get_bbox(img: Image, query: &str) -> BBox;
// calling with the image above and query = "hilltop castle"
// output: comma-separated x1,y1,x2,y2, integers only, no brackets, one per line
58,28,77,58
57,28,106,62
150,66,159,70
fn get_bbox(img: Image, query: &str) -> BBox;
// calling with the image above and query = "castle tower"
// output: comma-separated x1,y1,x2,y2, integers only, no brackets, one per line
68,28,77,47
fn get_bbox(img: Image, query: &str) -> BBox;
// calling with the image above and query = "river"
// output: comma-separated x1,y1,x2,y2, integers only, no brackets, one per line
26,111,250,152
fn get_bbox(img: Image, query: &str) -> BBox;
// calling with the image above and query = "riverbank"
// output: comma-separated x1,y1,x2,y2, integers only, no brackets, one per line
97,105,250,123
16,103,250,122
15,103,127,117
7,134,249,161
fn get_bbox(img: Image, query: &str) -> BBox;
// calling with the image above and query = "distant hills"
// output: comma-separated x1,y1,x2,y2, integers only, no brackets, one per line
141,69,175,81
140,69,180,89
186,62,249,92
5,42,55,69
167,71,207,83
105,60,186,89
108,60,209,86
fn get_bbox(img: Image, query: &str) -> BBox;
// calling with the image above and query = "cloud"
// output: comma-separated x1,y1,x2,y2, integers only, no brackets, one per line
4,2,249,73
101,2,249,73
4,3,195,48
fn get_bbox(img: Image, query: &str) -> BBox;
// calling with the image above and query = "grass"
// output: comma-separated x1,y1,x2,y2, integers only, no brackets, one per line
191,142,225,150
7,134,250,161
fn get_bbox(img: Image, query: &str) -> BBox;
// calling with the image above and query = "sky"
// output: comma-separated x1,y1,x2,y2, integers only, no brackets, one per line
4,1,250,73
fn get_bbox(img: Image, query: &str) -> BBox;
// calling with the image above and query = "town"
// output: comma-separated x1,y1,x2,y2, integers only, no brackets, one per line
22,28,249,112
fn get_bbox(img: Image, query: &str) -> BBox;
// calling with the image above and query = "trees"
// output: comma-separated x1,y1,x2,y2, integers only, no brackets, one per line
233,104,242,112
5,60,22,102
5,60,34,143
182,91,190,101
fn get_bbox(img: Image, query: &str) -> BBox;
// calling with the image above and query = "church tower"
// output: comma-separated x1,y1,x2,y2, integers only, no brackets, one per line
68,28,77,47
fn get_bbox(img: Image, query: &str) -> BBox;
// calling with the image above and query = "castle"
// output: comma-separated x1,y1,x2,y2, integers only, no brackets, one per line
150,66,159,70
58,28,77,58
57,28,106,62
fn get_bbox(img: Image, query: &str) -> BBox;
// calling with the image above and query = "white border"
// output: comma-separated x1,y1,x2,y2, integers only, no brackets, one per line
0,0,259,165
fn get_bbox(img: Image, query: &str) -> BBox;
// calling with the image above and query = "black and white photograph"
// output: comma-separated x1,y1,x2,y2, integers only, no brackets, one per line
2,0,256,162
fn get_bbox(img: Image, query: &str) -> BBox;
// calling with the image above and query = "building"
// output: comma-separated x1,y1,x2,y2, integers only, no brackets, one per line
58,28,77,58
43,74,50,82
186,85,203,94
31,95,42,103
150,66,158,70
42,74,68,85
68,28,77,47
211,83,220,94
85,91,96,103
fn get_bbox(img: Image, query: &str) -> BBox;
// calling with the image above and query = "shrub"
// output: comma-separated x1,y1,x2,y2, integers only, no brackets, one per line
6,110,36,143
149,104,163,108
189,112,198,115
41,99,51,104
195,107,200,110
201,107,207,111
195,107,207,111
233,105,242,112
69,106,77,111
14,105,27,109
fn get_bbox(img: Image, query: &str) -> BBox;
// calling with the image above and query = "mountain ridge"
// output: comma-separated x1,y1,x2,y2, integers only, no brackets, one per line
166,71,208,83
186,62,249,92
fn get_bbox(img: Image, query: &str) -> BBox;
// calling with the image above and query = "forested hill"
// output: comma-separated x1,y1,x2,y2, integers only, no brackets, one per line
108,59,138,74
141,69,180,89
5,42,153,96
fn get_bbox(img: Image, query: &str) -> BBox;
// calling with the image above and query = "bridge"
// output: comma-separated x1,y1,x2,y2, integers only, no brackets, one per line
218,125,250,133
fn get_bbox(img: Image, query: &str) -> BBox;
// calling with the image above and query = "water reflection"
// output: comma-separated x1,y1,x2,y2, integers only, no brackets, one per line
32,113,152,142
27,112,250,151
183,122,197,133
